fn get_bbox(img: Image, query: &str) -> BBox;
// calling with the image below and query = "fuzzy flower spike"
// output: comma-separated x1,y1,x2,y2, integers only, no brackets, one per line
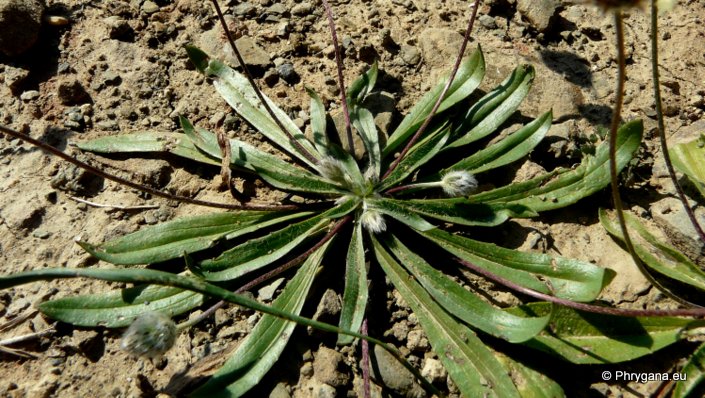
120,311,178,359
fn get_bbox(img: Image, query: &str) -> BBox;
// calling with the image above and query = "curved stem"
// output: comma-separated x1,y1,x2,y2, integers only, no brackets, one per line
608,12,695,306
382,1,480,180
210,0,319,166
321,0,355,154
649,0,705,244
0,124,302,211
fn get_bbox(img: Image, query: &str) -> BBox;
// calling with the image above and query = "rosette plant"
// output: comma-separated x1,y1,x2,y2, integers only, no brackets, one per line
6,1,702,397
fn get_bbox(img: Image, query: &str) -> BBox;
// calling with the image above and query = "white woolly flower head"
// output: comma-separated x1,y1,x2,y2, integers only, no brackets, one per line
441,170,478,197
317,156,354,189
120,311,178,359
360,202,386,233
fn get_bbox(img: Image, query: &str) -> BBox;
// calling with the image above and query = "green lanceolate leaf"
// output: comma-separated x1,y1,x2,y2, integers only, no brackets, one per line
347,61,378,106
446,111,552,175
39,285,204,328
192,241,330,398
468,120,643,213
448,64,536,148
190,47,320,168
378,126,451,191
181,117,341,195
79,211,309,265
306,87,329,154
383,47,486,157
673,342,705,398
76,131,222,167
372,236,521,398
383,234,549,343
337,222,368,345
495,352,565,398
351,106,381,177
421,229,607,302
365,197,435,231
197,198,358,281
600,209,705,291
513,302,705,364
383,197,536,227
670,134,705,199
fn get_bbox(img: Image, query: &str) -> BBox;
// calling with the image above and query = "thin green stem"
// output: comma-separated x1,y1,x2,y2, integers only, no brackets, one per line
210,0,319,166
382,0,480,180
0,124,300,211
649,0,705,244
609,11,697,307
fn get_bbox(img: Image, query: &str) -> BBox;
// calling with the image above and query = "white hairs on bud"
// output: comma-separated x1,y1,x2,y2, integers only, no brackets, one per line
120,311,178,359
361,209,386,234
441,170,478,197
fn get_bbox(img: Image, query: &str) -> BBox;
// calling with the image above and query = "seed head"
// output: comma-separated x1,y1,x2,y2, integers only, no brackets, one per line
441,171,478,197
317,156,354,188
120,311,178,359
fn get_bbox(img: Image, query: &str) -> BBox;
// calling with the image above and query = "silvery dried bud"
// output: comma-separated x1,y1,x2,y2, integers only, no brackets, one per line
317,157,352,187
120,311,177,359
441,171,477,197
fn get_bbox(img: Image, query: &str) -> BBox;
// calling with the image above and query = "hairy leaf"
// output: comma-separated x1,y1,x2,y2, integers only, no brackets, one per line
365,198,435,231
673,342,705,398
383,198,536,227
600,209,705,291
383,234,550,343
372,236,521,398
421,228,608,302
337,222,368,345
40,285,204,328
384,47,485,156
192,242,329,397
670,134,705,199
514,303,705,364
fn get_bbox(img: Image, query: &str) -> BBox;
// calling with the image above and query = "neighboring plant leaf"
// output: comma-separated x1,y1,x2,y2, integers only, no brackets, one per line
383,234,550,343
468,120,643,213
513,302,705,364
421,228,608,302
670,134,705,199
79,211,309,265
193,48,320,168
372,236,522,398
337,222,368,345
383,47,486,156
446,111,552,175
448,64,535,148
673,342,705,398
600,209,705,291
39,285,204,328
192,241,329,397
196,199,358,281
383,198,537,227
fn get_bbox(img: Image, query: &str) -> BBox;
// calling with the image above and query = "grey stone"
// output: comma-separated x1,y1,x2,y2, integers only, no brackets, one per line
268,3,287,15
20,90,40,101
371,345,426,398
420,358,446,384
233,2,256,17
313,347,349,387
291,2,314,16
516,0,559,32
478,14,497,29
4,64,30,93
312,289,341,322
257,277,285,301
400,44,420,65
269,382,291,398
0,0,44,56
406,329,429,352
230,36,272,69
141,0,159,14
276,63,298,83
418,29,464,80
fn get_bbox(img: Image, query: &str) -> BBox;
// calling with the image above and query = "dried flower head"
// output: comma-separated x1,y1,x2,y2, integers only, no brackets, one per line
120,311,178,359
317,156,354,189
441,170,478,197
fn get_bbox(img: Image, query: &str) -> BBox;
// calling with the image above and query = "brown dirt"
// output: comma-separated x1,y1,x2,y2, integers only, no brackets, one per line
1,0,704,397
